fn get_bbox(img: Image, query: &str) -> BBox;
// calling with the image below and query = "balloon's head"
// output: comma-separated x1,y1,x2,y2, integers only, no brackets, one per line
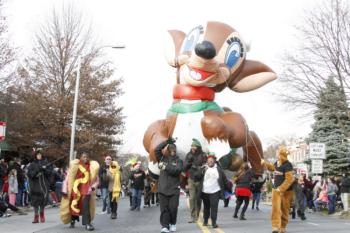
164,22,276,93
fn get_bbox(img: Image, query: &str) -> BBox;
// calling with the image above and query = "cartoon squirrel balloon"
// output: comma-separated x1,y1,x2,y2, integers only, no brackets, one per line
143,21,276,178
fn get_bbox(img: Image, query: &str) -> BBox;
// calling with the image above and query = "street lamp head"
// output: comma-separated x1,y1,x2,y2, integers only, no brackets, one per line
111,45,125,49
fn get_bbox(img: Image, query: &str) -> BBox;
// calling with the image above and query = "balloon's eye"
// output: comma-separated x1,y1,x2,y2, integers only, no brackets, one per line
225,37,244,69
181,25,204,53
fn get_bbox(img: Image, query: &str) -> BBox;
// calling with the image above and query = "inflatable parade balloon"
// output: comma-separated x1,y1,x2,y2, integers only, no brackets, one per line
143,21,276,179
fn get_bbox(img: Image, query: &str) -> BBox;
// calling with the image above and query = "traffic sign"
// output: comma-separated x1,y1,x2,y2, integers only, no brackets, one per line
311,159,323,174
0,122,6,141
309,143,326,159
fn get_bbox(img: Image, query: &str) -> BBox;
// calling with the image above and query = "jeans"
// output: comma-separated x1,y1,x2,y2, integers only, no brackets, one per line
16,189,24,207
252,192,261,208
328,194,336,214
101,188,110,212
132,189,143,209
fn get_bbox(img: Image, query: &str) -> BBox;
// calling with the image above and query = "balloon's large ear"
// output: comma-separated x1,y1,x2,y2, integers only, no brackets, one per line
229,60,277,92
164,30,186,67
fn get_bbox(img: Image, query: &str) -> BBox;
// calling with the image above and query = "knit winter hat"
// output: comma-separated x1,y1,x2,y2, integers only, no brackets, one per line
191,138,202,147
207,152,216,160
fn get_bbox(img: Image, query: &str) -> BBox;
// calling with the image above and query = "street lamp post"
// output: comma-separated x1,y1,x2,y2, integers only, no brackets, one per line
69,45,125,161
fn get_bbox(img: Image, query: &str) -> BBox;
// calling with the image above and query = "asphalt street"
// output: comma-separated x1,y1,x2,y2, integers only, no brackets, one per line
1,196,349,233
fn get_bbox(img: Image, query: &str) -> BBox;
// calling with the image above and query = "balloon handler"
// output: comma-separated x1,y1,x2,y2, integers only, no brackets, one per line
60,152,100,231
261,146,294,233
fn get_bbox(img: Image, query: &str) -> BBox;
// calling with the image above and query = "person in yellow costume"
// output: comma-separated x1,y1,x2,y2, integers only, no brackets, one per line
60,152,100,231
106,155,121,219
261,145,294,233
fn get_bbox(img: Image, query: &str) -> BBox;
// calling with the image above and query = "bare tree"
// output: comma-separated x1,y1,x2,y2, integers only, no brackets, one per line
0,0,16,122
8,5,124,161
278,0,350,110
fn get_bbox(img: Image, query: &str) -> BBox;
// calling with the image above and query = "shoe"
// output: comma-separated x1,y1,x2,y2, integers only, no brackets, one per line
291,213,296,219
239,215,247,220
2,213,11,218
40,212,45,223
188,218,196,223
136,207,140,211
272,231,279,233
70,220,75,228
301,215,306,221
32,214,39,223
256,206,259,211
169,224,176,232
252,205,254,210
203,222,208,226
111,213,117,219
279,228,286,233
212,223,219,228
297,209,301,217
233,214,238,218
161,227,170,233
130,207,136,211
86,224,94,231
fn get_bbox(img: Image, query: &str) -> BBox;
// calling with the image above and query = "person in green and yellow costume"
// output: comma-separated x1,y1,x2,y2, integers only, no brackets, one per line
105,155,121,219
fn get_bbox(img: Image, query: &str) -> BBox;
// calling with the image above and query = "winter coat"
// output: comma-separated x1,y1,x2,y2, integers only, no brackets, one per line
251,178,266,193
99,164,110,189
327,183,338,196
235,169,254,189
200,164,228,199
155,141,183,196
8,162,25,190
27,159,51,207
340,177,350,193
184,149,207,182
129,170,146,190
9,175,18,194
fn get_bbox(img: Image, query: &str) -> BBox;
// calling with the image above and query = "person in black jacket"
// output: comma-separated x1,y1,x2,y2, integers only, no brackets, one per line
129,161,145,211
183,138,207,223
340,173,350,212
233,163,254,220
27,151,51,223
200,153,227,228
155,138,183,233
251,175,266,211
99,156,112,213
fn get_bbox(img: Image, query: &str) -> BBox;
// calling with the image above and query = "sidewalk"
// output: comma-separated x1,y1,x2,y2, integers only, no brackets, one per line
0,206,61,233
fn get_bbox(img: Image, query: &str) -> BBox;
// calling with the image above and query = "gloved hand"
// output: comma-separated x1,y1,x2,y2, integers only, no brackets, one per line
261,159,266,165
158,162,167,170
167,137,176,145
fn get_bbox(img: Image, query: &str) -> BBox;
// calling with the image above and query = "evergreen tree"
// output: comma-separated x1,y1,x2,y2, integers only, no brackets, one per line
309,77,350,176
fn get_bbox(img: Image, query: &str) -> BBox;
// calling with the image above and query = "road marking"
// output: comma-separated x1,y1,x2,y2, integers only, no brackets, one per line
306,222,319,226
186,199,212,233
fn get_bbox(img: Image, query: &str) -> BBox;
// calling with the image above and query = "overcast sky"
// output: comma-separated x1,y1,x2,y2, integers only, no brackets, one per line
5,0,319,154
